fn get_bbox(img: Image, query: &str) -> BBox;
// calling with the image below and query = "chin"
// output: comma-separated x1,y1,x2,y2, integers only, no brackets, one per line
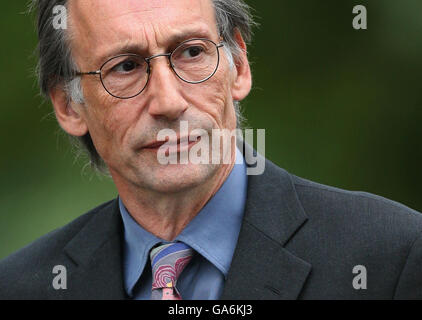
133,162,219,194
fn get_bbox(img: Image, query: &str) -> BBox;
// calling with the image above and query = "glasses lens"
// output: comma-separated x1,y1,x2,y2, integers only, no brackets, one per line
100,55,148,98
171,39,219,83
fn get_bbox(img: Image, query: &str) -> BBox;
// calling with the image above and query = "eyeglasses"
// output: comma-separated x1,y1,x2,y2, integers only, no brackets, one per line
75,38,225,99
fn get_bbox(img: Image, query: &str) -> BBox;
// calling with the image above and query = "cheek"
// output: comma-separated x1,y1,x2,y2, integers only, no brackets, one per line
183,68,236,129
82,85,138,157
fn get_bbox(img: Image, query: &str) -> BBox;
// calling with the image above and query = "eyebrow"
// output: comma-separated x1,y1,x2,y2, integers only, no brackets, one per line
94,27,214,67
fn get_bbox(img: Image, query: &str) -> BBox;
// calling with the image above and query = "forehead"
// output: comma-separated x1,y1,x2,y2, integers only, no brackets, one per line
68,0,218,65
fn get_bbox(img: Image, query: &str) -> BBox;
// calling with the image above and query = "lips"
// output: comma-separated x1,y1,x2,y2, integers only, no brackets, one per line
142,135,202,151
143,140,168,149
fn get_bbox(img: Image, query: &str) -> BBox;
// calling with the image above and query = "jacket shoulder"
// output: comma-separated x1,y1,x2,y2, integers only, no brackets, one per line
286,173,422,298
0,199,116,299
290,174,422,227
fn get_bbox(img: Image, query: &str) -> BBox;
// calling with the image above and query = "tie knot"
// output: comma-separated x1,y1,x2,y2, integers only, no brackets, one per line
150,242,194,292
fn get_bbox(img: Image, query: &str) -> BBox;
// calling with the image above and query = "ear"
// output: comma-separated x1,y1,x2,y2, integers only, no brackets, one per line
230,29,252,101
50,85,88,137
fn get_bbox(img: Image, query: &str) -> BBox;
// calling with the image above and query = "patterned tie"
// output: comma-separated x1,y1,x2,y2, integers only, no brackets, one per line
150,242,194,300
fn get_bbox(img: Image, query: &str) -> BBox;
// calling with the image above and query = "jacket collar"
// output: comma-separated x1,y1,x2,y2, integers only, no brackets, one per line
62,200,127,299
220,142,312,299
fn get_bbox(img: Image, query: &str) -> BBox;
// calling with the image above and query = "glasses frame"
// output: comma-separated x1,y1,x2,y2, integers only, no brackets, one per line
75,38,225,99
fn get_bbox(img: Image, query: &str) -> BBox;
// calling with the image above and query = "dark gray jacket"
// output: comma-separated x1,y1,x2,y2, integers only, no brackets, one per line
1,157,422,299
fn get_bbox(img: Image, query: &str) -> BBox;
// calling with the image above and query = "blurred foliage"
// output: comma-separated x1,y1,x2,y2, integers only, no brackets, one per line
1,0,422,259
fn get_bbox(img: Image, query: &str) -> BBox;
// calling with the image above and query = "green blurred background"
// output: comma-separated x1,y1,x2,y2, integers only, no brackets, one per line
1,0,422,259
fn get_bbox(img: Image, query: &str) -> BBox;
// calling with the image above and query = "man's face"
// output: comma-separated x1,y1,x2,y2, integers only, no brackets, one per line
66,0,250,193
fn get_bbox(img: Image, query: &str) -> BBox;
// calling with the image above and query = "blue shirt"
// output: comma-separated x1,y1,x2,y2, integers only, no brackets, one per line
119,148,248,300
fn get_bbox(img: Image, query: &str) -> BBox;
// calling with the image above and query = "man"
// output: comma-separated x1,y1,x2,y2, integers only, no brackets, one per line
1,0,422,300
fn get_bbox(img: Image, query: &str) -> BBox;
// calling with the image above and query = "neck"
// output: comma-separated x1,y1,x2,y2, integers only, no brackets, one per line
113,154,236,241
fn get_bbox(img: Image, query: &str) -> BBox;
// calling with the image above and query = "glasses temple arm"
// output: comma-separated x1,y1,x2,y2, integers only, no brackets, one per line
75,70,101,76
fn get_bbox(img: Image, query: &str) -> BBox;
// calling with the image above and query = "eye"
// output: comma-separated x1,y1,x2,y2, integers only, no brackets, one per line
180,46,204,59
111,59,140,73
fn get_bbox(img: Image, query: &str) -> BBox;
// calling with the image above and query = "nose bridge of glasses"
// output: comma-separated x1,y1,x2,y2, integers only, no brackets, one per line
145,52,174,73
146,53,172,63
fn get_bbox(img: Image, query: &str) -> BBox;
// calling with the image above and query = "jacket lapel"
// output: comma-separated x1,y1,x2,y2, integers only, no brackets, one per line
221,144,312,299
58,199,127,299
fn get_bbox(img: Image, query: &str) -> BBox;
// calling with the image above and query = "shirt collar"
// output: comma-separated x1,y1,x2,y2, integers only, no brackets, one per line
119,147,248,296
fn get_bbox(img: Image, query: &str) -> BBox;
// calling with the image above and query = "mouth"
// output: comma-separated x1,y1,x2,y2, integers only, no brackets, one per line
142,135,202,153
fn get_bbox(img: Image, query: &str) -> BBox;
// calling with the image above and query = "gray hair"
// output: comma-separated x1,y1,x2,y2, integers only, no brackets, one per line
30,0,256,172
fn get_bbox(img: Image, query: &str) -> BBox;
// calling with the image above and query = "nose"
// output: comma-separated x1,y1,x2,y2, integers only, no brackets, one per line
145,55,188,121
